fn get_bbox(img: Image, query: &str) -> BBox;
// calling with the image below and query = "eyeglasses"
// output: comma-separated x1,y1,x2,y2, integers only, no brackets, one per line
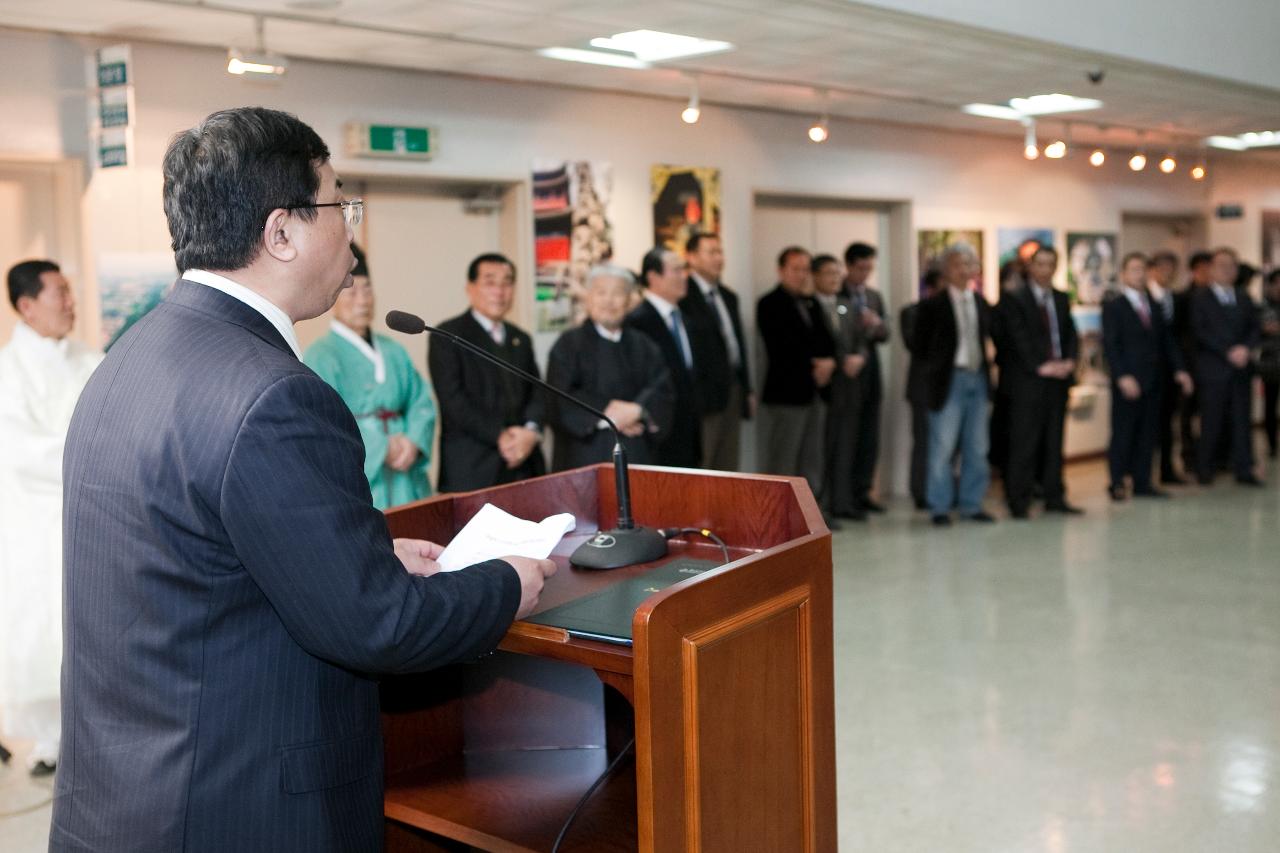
283,198,364,228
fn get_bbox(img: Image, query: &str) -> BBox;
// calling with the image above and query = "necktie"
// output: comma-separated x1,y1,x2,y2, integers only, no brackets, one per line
490,324,503,345
669,309,692,369
1135,296,1151,329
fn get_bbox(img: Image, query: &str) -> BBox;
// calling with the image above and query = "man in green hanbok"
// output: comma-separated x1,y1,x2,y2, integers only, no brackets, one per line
304,244,436,509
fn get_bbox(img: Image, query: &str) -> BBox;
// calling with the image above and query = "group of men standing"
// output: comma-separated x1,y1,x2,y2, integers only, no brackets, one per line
899,242,1267,528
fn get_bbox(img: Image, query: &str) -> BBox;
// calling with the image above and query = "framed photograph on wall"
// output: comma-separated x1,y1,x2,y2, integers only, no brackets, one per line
1065,232,1117,305
652,165,721,253
532,160,613,333
917,229,984,298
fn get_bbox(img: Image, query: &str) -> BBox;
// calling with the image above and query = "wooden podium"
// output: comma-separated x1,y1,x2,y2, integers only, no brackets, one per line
380,464,836,853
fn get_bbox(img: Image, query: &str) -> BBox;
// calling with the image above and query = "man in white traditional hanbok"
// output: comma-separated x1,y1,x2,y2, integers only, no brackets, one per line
304,244,436,509
0,259,101,775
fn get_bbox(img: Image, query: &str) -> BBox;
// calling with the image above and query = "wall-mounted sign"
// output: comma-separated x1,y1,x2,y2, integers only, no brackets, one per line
86,44,134,169
1215,204,1244,220
345,123,435,160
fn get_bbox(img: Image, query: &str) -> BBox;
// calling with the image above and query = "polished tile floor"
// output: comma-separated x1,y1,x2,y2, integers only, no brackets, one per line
3,459,1278,851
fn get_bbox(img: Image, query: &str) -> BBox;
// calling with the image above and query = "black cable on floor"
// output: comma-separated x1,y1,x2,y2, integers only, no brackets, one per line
549,738,635,853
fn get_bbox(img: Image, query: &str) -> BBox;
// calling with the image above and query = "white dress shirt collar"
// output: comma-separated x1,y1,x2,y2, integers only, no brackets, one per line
593,323,623,343
470,309,505,344
643,290,679,321
690,271,718,296
183,269,302,359
11,320,71,359
1147,280,1168,303
330,319,385,384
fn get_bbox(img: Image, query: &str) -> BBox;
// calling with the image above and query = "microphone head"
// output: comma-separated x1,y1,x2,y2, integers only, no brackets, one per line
385,310,426,335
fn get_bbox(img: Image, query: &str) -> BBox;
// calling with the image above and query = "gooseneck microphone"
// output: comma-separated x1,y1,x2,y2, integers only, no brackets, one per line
386,309,667,570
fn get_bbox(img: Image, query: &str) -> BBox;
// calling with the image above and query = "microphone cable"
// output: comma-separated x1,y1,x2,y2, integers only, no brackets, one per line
659,527,731,564
549,737,636,853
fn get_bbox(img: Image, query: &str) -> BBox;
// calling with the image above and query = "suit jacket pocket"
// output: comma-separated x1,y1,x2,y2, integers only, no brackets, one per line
280,731,379,794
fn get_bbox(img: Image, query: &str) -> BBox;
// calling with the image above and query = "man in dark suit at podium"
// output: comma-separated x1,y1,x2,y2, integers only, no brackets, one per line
1191,247,1262,486
50,107,554,853
429,253,546,492
626,246,702,467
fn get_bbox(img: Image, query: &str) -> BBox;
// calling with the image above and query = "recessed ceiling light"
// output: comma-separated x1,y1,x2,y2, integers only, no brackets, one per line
1206,131,1280,150
962,103,1024,121
536,47,650,69
1008,94,1103,115
963,93,1102,122
588,30,733,63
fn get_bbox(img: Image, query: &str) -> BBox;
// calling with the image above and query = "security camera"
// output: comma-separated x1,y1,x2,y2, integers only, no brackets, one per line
1086,68,1106,85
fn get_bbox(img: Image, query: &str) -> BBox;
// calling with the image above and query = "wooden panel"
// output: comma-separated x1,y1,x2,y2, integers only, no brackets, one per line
634,533,836,853
681,592,812,852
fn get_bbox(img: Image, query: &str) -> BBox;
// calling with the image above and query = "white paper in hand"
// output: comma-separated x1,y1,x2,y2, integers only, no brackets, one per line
436,503,576,572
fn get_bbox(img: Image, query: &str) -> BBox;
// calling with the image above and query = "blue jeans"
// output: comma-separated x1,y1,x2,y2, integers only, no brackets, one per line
927,369,991,516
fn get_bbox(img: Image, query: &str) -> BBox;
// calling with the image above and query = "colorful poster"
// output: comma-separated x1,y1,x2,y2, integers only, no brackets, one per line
1263,210,1280,276
1066,232,1117,305
97,251,177,350
917,229,984,297
1070,305,1107,384
997,227,1054,269
532,159,613,333
652,165,721,253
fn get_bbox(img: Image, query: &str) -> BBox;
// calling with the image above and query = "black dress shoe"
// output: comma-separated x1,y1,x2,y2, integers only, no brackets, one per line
1009,506,1030,519
1044,502,1085,515
962,511,997,523
1197,475,1214,486
1108,485,1127,502
1160,473,1187,486
30,760,56,777
861,499,887,514
931,514,952,527
1133,488,1171,498
822,514,844,531
836,509,868,521
1237,475,1265,487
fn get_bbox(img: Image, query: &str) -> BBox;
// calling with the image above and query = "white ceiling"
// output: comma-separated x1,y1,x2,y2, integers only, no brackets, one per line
3,0,1279,157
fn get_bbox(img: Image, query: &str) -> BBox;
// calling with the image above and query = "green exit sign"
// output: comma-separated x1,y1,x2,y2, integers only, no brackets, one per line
346,123,435,160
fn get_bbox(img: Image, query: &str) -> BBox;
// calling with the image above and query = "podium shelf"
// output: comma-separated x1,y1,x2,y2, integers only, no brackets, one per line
385,747,637,853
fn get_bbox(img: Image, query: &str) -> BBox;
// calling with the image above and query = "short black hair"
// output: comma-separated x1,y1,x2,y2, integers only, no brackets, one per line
1188,251,1213,269
1235,262,1257,288
7,259,60,310
1150,250,1178,268
1267,268,1280,286
467,253,515,283
1032,245,1059,263
922,268,943,293
640,246,671,286
351,242,369,278
685,232,720,254
1120,251,1149,270
163,107,330,273
843,242,877,266
777,246,810,269
811,254,839,273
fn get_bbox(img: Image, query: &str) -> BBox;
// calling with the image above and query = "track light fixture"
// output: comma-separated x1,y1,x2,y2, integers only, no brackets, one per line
808,116,829,143
681,78,700,124
1159,154,1177,173
1089,149,1106,166
1023,120,1039,160
1128,152,1147,171
1191,163,1207,181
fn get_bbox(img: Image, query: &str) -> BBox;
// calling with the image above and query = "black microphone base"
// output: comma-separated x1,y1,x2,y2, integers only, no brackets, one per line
570,526,668,570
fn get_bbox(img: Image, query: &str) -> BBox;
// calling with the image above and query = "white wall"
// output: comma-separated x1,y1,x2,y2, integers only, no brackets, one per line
3,28,1278,488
